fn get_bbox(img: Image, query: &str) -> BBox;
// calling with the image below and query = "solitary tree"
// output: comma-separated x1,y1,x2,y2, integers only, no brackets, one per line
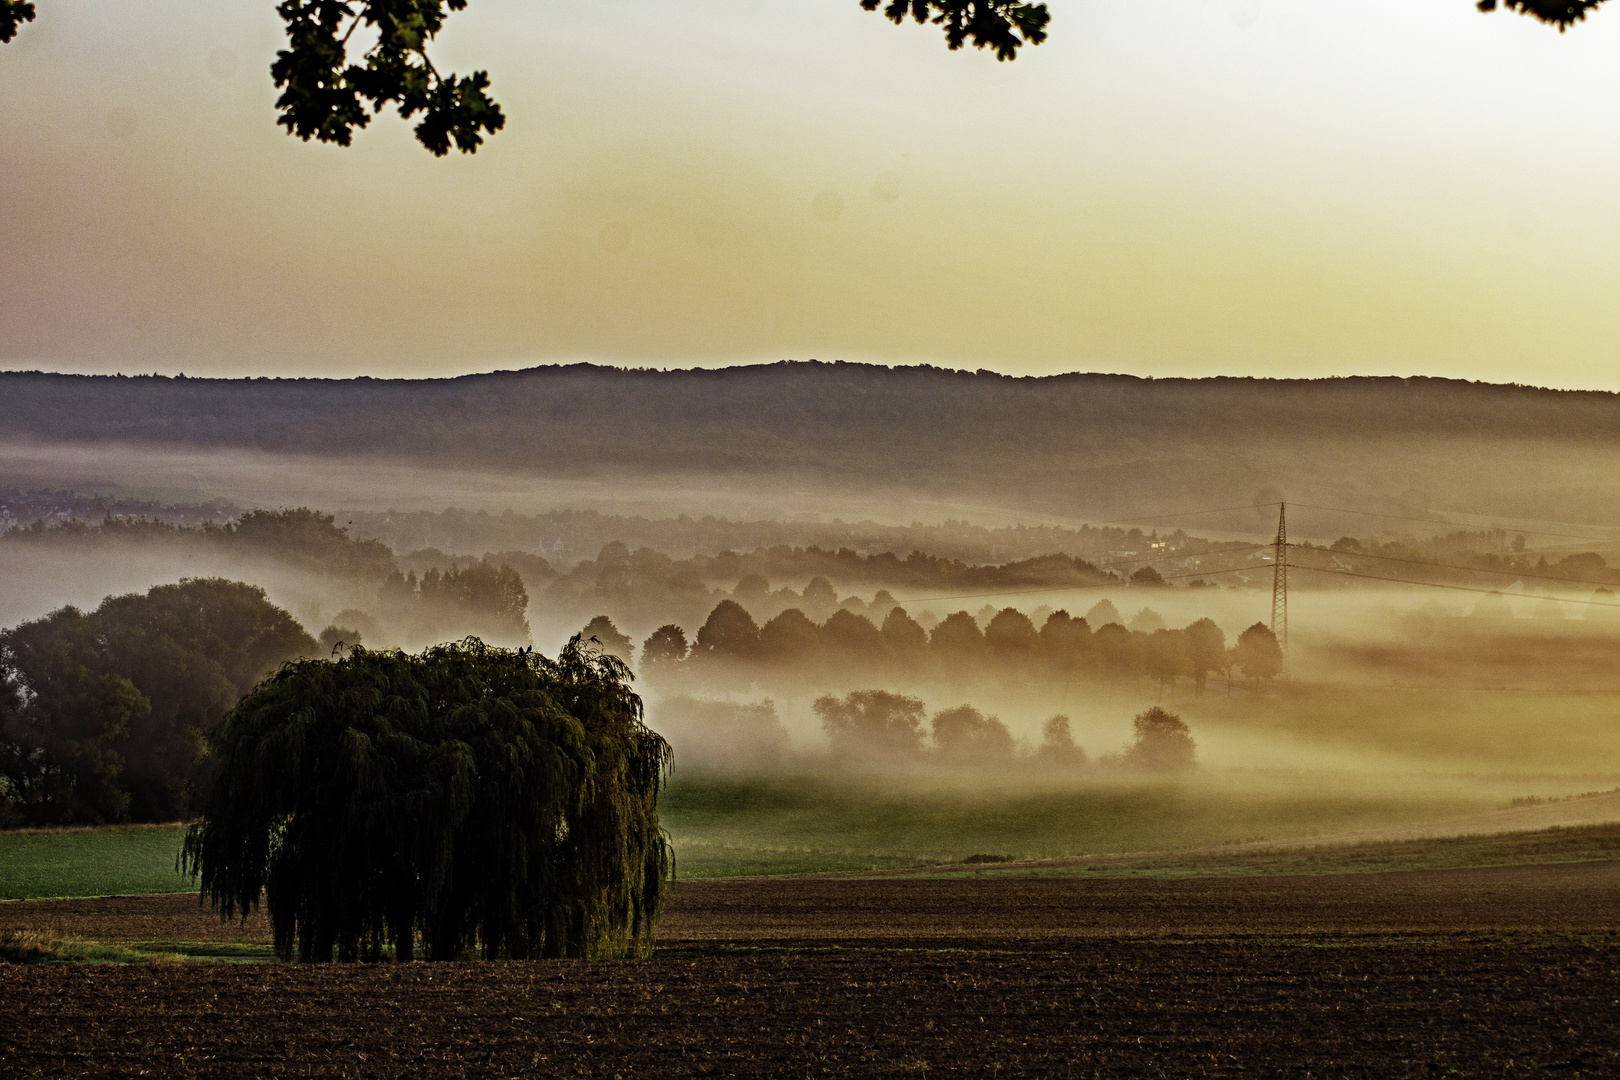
183,636,671,963
1121,706,1196,773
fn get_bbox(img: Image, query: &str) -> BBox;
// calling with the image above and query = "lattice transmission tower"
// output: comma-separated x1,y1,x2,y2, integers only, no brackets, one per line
1271,502,1288,667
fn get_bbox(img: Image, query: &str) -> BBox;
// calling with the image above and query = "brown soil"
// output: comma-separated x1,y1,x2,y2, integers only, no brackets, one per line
10,860,1617,947
4,863,1620,1077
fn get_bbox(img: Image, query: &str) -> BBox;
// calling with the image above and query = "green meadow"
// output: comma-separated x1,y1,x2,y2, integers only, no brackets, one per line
0,770,1576,899
0,825,192,901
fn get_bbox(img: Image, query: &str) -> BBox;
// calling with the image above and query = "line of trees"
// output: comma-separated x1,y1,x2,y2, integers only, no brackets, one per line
374,558,530,645
811,690,1194,773
600,602,1283,694
347,506,1203,577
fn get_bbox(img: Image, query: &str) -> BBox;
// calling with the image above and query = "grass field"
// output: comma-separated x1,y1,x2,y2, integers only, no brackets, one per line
0,769,1593,899
660,768,1510,877
0,826,192,901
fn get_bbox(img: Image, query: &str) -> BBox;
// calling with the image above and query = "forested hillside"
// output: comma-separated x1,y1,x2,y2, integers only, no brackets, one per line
6,364,1620,522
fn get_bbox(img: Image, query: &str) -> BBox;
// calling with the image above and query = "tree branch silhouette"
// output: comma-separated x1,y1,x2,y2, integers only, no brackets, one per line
2,1,1607,154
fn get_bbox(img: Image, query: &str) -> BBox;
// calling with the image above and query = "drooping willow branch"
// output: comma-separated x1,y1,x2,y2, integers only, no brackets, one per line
183,635,671,962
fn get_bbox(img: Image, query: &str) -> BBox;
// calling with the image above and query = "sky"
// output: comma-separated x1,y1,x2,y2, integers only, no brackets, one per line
2,0,1620,386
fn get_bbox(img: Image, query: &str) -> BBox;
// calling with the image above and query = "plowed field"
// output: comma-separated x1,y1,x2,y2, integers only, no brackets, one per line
4,862,1620,1077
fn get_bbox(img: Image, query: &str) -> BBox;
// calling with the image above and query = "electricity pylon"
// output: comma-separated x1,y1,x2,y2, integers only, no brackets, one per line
1271,502,1288,668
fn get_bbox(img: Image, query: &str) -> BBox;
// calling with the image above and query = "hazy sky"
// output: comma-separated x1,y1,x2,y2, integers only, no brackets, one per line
3,0,1619,386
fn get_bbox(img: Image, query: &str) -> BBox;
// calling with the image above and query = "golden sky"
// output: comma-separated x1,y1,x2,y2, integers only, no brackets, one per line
3,0,1619,386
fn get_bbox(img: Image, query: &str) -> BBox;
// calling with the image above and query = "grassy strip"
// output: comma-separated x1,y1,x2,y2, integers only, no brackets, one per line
894,821,1620,879
0,930,190,965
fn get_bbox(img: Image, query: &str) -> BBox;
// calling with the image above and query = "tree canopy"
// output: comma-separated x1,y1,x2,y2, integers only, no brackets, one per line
0,579,316,827
183,635,671,962
1,1,1590,156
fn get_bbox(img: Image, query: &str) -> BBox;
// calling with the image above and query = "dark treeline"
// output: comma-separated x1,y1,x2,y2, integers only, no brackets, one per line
0,579,316,827
532,542,1122,638
353,506,1214,569
9,365,1620,460
5,507,396,579
600,599,1284,696
10,364,1620,523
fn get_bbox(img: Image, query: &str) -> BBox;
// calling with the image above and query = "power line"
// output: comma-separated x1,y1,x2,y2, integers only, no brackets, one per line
1085,499,1620,546
1297,547,1617,591
1292,564,1620,609
1271,503,1288,662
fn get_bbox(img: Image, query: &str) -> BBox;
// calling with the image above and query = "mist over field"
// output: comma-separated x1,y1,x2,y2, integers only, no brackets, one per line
6,366,1620,864
12,5,1620,1071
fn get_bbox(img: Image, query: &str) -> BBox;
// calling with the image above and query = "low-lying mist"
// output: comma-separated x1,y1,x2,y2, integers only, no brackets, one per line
8,431,1620,862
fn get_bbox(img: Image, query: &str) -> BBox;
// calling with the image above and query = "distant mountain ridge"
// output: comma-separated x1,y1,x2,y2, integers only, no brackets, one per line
2,363,1616,452
3,363,1618,524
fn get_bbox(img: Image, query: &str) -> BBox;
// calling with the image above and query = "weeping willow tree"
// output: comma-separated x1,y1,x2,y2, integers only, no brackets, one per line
182,636,671,962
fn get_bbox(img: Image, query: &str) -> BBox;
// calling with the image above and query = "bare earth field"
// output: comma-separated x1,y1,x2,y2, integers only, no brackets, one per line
5,862,1620,1077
